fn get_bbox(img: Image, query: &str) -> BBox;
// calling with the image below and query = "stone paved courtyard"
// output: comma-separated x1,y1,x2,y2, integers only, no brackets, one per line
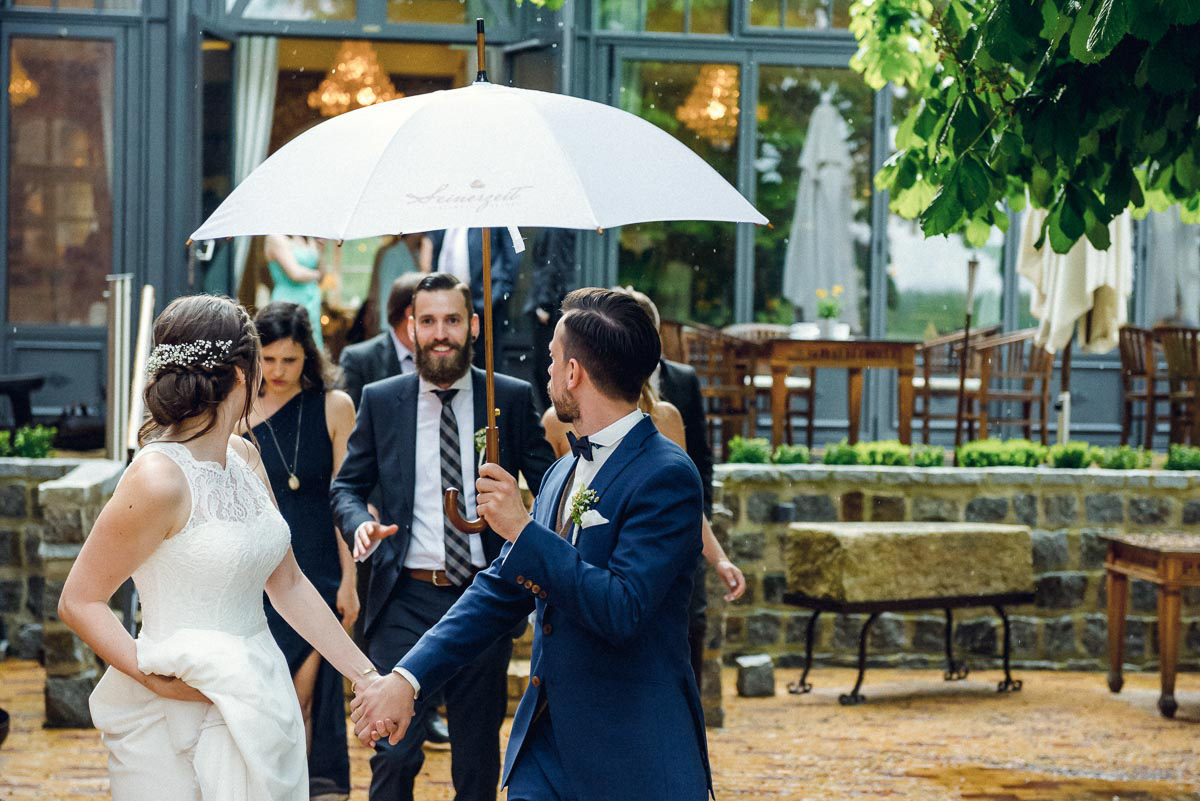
1,659,1197,800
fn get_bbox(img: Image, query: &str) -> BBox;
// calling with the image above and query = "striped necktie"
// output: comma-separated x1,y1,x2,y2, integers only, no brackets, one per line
434,389,474,586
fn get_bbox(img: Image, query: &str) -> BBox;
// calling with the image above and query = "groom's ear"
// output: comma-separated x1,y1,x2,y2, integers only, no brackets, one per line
566,357,585,391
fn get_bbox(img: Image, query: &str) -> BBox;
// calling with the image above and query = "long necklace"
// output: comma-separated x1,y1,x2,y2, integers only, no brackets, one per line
263,393,303,491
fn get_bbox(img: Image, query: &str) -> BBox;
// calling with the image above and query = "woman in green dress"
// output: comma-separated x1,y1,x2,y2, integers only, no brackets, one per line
265,234,327,350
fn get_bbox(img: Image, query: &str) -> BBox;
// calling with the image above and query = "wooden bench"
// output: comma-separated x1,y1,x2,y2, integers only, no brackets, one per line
782,522,1034,705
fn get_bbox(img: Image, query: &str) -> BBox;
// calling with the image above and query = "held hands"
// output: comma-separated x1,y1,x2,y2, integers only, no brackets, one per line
352,521,400,560
475,463,531,542
350,671,415,747
715,560,747,602
144,673,210,704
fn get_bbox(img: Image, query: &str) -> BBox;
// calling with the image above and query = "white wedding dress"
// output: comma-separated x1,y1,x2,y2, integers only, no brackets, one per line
89,441,308,800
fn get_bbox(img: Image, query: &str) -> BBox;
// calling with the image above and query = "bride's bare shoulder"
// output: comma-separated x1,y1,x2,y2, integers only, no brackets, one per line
114,451,189,511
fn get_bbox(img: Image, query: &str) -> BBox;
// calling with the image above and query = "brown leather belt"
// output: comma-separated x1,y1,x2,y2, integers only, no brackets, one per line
403,567,480,587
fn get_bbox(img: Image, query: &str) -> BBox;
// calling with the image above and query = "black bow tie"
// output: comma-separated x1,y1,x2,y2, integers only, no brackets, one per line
567,431,597,461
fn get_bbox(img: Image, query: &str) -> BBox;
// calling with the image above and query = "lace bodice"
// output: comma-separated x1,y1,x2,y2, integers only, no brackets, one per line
131,441,291,639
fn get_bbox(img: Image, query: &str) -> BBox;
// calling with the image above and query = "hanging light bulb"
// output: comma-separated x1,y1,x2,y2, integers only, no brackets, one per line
9,50,40,108
675,65,739,150
307,40,399,117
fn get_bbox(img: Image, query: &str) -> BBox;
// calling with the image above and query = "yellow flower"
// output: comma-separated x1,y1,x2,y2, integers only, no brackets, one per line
815,288,828,299
832,284,844,296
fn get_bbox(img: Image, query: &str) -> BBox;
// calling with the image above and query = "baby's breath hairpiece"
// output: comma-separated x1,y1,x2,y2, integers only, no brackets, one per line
146,339,233,377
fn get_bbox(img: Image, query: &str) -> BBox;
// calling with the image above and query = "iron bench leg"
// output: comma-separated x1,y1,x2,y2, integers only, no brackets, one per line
788,610,820,695
943,607,969,680
839,612,879,706
994,605,1023,693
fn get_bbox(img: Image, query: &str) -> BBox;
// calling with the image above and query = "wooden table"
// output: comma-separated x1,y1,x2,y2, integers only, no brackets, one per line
1104,532,1200,717
766,339,918,446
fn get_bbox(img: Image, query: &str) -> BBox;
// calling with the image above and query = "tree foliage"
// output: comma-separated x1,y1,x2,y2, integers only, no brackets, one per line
850,0,1200,252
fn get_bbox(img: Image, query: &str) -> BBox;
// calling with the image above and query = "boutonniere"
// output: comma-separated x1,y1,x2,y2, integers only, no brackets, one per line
569,487,600,527
474,427,487,453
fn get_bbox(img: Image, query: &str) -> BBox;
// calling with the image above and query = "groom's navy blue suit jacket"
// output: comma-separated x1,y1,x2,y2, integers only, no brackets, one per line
400,415,713,801
329,366,555,636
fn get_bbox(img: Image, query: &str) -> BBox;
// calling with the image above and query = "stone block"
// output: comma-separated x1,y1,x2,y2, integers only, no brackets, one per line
0,529,18,566
954,618,997,656
1187,621,1200,655
734,654,776,697
700,657,723,701
868,614,907,651
1035,573,1087,608
42,507,85,545
44,670,98,728
784,522,1033,602
724,615,744,646
1125,618,1149,659
0,579,21,613
1009,617,1037,656
912,617,944,652
1129,497,1173,525
761,572,786,604
729,530,765,561
26,574,43,618
870,495,906,522
771,503,798,523
0,483,27,518
1042,494,1077,526
833,614,865,650
1012,494,1037,526
23,526,42,568
746,491,778,524
1131,579,1158,613
734,574,756,606
965,497,1008,523
1082,615,1108,657
1031,530,1068,572
40,579,65,622
42,627,85,668
792,494,837,522
784,613,816,644
1044,617,1077,657
745,613,782,646
911,496,960,522
1184,501,1200,526
11,622,42,660
1150,473,1191,489
1078,530,1113,570
1085,494,1124,524
841,491,864,522
1185,587,1200,608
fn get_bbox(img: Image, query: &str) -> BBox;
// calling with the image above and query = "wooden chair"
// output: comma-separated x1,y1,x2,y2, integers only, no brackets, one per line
722,323,817,449
1118,326,1169,449
912,325,1000,444
659,319,686,364
1155,326,1200,445
973,329,1055,444
679,324,755,459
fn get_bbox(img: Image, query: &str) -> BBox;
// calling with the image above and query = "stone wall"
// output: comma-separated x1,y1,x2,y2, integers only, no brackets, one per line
712,464,1200,673
0,458,125,726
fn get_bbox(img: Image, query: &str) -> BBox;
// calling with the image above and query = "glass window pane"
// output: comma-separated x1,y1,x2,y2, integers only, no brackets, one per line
690,0,730,33
753,66,874,331
598,0,640,31
618,61,740,327
239,0,355,21
387,0,498,25
885,86,1003,339
7,38,115,326
646,0,685,33
747,0,781,27
783,0,829,29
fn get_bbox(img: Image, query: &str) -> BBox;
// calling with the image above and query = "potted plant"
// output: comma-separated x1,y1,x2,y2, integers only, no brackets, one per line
815,285,843,338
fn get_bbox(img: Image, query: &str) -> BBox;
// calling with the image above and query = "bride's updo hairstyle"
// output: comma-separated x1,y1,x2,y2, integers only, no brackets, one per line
139,294,261,446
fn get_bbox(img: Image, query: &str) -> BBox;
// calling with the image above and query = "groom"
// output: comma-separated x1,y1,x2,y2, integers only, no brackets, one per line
351,287,712,801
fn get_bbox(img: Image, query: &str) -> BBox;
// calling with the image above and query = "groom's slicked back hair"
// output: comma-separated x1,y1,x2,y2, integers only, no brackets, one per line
560,287,660,404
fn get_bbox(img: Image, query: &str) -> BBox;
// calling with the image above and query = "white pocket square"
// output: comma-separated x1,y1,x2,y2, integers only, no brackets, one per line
579,509,609,528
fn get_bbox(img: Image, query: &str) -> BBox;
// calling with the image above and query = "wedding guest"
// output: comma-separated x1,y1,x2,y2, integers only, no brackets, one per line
266,234,327,350
244,301,359,800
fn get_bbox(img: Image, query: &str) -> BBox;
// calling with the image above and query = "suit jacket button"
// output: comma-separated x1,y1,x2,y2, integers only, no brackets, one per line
531,676,541,687
531,584,541,594
542,623,552,635
516,575,525,584
539,591,547,599
524,580,533,589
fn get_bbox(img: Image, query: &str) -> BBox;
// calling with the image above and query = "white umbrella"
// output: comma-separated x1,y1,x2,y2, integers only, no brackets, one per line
780,92,860,331
190,81,765,242
1017,208,1133,442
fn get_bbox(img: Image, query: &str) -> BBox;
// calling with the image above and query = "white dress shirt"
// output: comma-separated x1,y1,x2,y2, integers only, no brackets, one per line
437,227,472,288
561,410,645,542
406,371,486,570
387,327,415,375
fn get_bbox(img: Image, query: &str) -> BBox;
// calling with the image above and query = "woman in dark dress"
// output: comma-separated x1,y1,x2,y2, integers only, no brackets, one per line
243,302,358,801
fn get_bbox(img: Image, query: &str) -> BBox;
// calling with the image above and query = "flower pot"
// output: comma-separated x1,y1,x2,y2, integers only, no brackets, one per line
817,317,838,338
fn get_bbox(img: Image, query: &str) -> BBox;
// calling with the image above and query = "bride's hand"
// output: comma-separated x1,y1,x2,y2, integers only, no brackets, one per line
144,673,211,703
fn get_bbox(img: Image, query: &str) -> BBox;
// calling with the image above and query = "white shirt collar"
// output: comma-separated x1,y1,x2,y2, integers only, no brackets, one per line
418,369,472,395
586,409,645,450
387,327,413,367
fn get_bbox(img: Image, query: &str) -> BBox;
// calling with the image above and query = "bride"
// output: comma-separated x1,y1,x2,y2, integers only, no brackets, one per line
59,294,382,800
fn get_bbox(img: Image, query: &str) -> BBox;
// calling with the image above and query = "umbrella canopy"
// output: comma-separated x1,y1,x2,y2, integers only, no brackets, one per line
1017,209,1133,355
190,80,765,242
780,92,860,331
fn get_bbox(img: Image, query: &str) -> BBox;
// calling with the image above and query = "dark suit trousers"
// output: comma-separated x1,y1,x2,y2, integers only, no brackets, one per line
506,709,577,801
367,574,512,801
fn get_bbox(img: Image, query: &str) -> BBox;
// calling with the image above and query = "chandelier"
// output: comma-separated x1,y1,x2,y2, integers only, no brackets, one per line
9,51,40,107
675,65,739,150
307,40,399,117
